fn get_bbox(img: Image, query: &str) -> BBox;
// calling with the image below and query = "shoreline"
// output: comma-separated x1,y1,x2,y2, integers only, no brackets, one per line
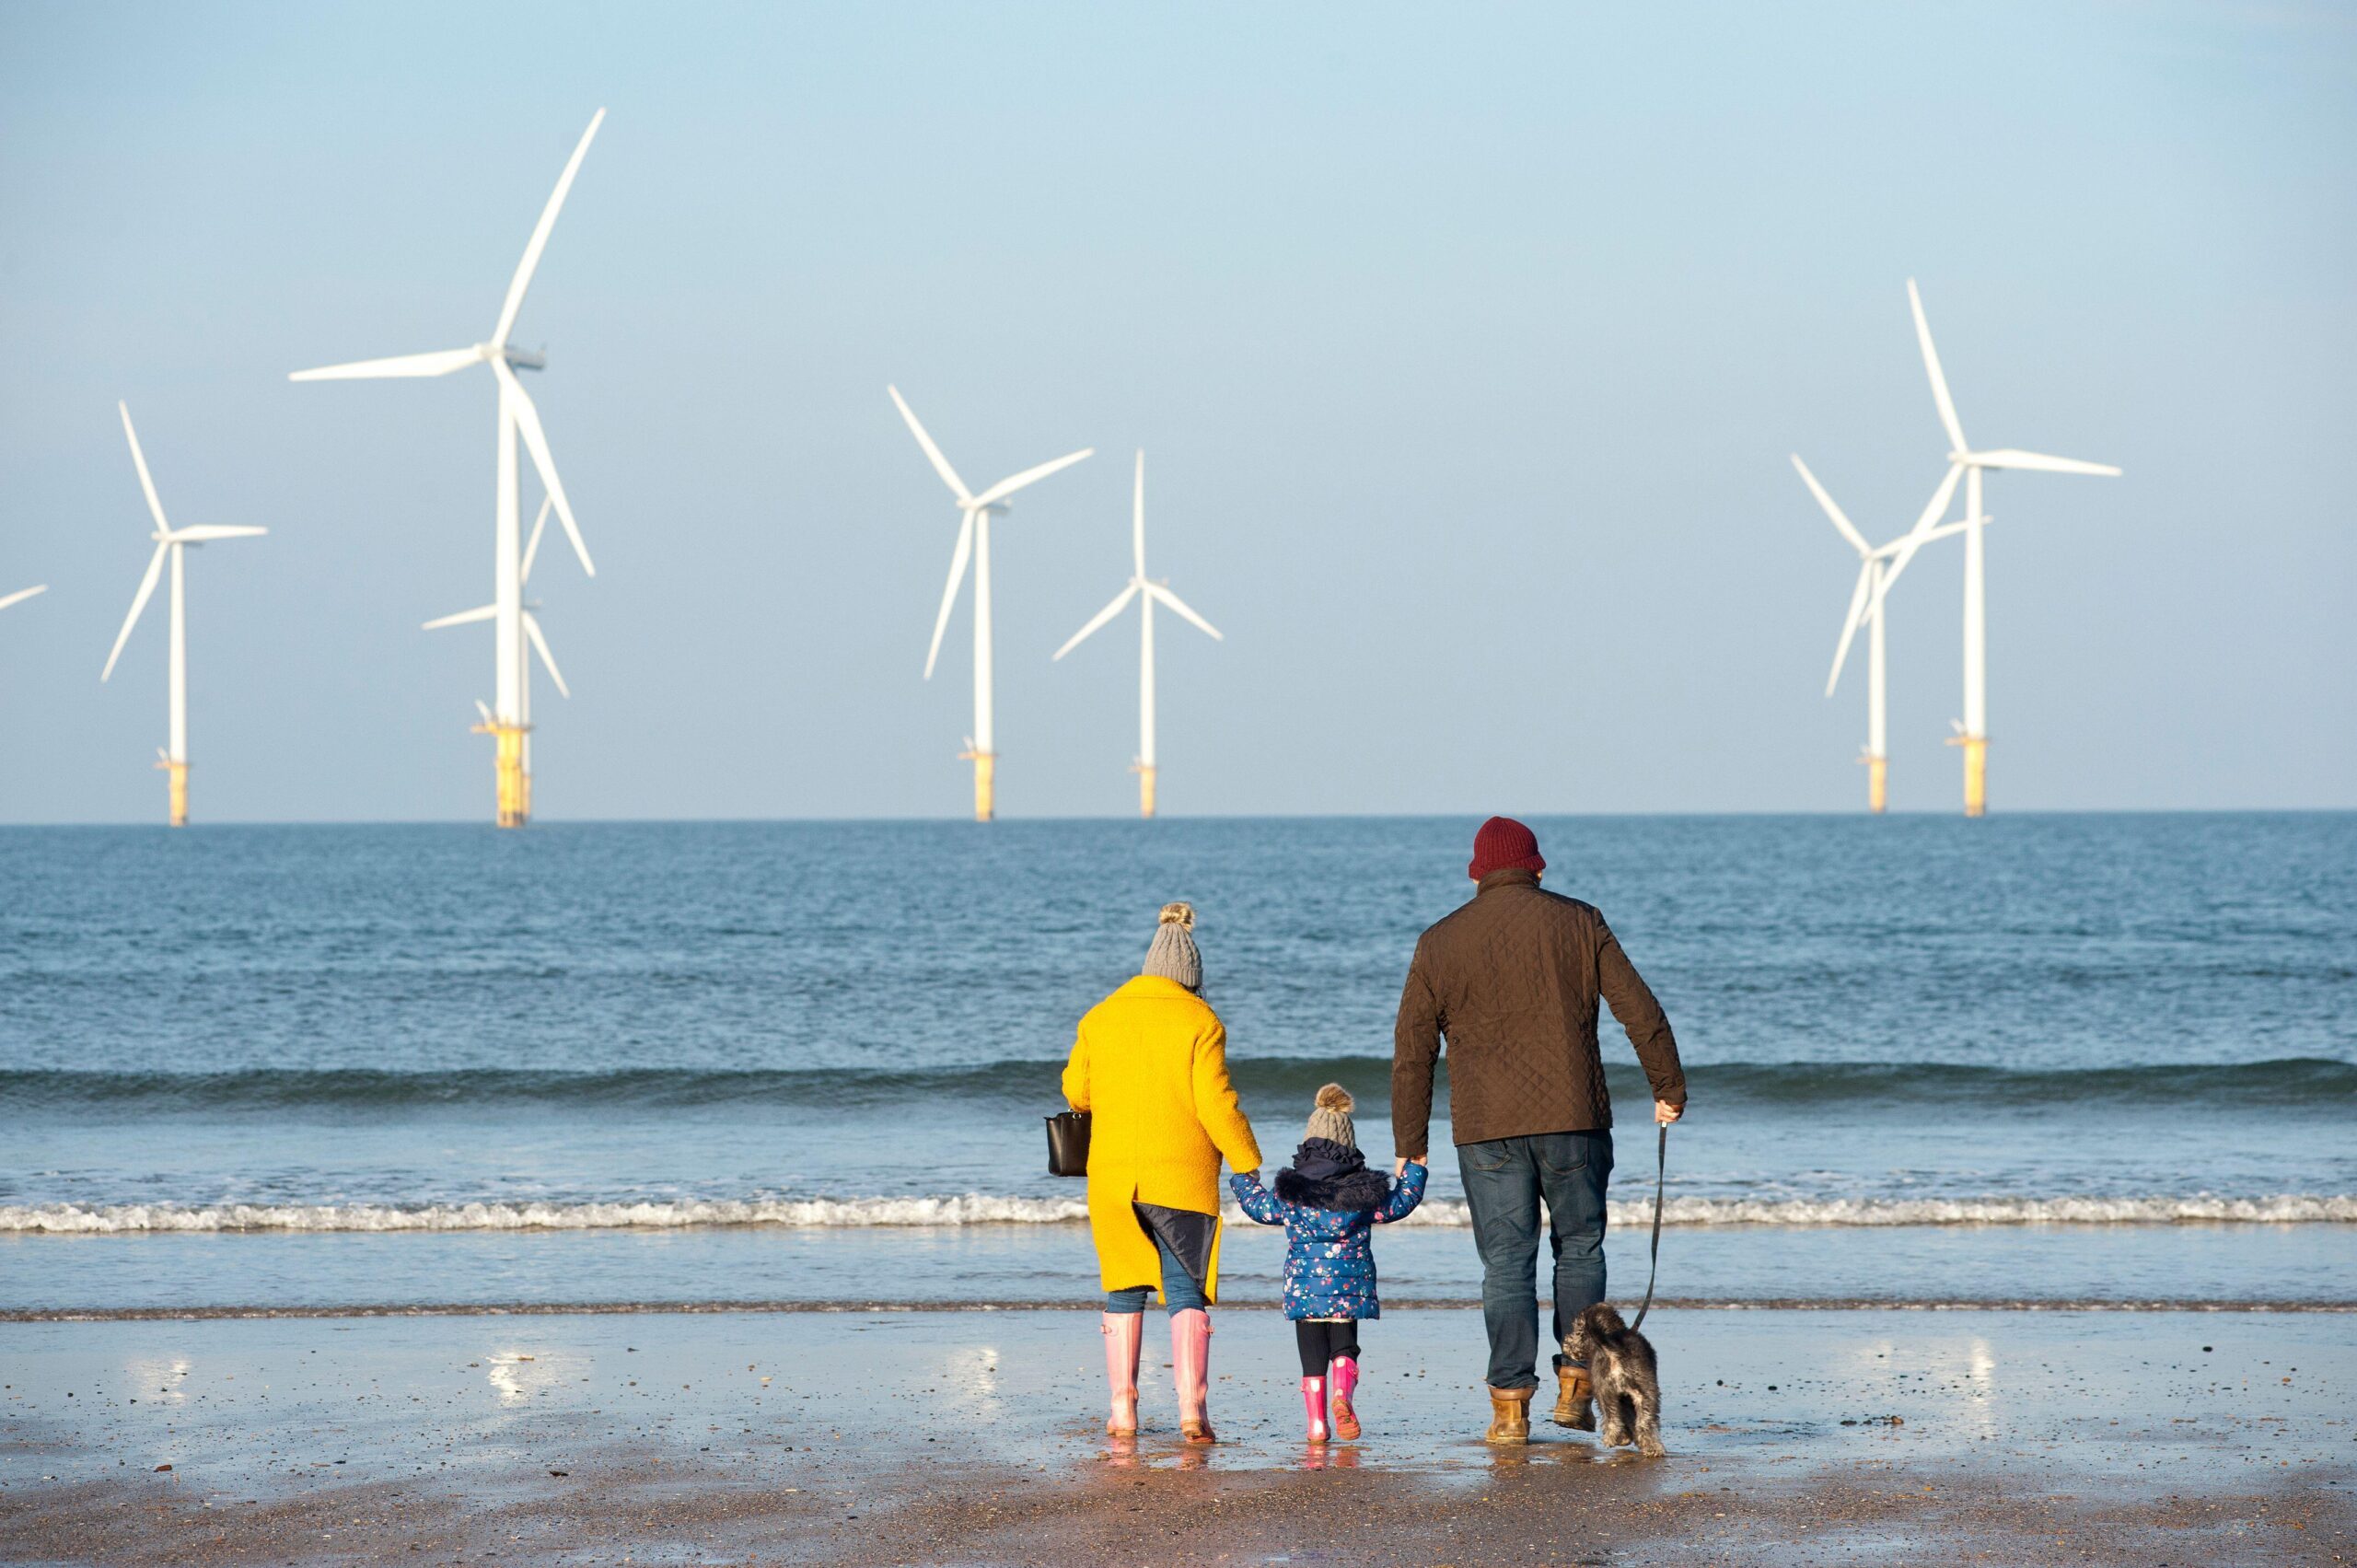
6,1294,2356,1322
4,1305,2347,1566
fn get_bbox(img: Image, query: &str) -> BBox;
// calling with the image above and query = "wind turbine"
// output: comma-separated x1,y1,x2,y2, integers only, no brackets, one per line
1053,452,1223,819
424,496,570,819
292,110,605,828
888,385,1091,821
1793,456,1966,812
1906,279,2120,817
99,402,267,826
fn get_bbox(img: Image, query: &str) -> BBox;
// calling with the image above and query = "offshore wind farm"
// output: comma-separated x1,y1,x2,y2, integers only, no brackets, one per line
1,10,2350,1567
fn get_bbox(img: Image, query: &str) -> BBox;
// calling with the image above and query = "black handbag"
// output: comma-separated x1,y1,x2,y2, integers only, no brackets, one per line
1045,1111,1092,1178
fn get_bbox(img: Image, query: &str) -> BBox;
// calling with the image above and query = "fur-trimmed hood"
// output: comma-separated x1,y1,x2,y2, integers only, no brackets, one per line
1272,1137,1392,1213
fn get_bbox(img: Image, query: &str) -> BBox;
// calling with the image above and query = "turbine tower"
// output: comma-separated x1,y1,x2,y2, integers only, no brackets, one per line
1792,456,1965,812
888,385,1091,821
99,402,267,826
424,497,571,819
1906,279,2120,817
293,110,605,828
1053,451,1223,818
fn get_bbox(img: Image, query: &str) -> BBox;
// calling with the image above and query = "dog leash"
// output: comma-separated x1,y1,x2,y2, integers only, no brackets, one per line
1627,1121,1668,1332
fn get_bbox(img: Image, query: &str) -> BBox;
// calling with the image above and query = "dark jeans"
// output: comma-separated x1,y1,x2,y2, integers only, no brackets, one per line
1294,1319,1363,1376
1105,1227,1208,1315
1457,1129,1613,1391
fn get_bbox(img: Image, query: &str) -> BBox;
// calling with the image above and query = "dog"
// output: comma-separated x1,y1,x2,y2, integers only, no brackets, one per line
1565,1303,1665,1457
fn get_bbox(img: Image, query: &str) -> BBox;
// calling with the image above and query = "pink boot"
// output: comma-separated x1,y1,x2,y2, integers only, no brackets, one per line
1171,1308,1215,1444
1301,1376,1330,1443
1329,1355,1362,1439
1101,1312,1142,1436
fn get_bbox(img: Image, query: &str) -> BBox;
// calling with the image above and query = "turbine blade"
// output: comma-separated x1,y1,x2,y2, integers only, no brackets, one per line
1969,448,2122,477
1907,278,1968,453
1875,462,1969,586
521,495,553,584
1790,455,1869,555
923,511,975,679
523,610,570,698
289,347,483,381
1051,582,1140,660
1826,562,1874,697
167,526,268,542
117,402,170,533
1145,582,1222,641
887,386,972,505
0,585,46,612
1132,450,1146,579
422,605,497,631
100,541,168,681
476,699,496,726
492,109,606,349
970,447,1093,508
495,362,595,576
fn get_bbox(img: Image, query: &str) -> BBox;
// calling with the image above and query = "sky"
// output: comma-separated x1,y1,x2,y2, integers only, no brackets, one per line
0,1,2351,823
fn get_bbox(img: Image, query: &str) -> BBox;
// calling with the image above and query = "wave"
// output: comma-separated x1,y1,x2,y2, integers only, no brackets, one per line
6,1191,2351,1235
4,1056,2351,1114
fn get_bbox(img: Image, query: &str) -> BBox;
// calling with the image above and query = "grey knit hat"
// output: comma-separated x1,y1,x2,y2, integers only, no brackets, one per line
1306,1084,1356,1148
1142,901,1202,993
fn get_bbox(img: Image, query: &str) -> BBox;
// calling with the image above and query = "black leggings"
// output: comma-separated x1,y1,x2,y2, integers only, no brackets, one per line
1295,1319,1363,1376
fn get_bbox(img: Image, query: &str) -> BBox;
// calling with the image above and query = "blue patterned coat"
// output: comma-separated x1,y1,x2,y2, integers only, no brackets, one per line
1231,1150,1427,1320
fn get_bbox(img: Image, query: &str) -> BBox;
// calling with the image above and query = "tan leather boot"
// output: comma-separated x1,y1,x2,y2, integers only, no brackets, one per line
1553,1365,1595,1430
1484,1385,1532,1445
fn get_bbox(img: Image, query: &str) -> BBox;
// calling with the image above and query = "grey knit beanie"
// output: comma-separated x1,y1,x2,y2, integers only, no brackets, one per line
1142,901,1202,993
1305,1084,1356,1148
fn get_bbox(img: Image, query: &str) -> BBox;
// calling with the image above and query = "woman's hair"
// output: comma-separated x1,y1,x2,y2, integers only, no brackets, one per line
1143,901,1202,993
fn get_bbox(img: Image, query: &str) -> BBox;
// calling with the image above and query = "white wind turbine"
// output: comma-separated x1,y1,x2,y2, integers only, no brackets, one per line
1793,455,1967,812
889,385,1092,822
293,110,605,828
424,496,570,818
1906,279,2120,817
99,402,267,826
1052,451,1223,819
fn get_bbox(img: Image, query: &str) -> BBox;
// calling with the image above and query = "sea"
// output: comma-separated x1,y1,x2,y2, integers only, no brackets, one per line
3,814,2351,1318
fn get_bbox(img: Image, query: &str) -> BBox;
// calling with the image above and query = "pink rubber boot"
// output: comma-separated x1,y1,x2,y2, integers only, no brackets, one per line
1171,1308,1215,1444
1328,1355,1361,1439
1300,1376,1330,1443
1101,1312,1143,1436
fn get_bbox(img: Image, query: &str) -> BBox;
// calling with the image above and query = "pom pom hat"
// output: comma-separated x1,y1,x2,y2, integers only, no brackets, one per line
1142,901,1202,993
1305,1083,1357,1148
1468,816,1546,881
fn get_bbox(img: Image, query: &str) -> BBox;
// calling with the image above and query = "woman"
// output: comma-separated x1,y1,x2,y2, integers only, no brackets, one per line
1062,902,1260,1444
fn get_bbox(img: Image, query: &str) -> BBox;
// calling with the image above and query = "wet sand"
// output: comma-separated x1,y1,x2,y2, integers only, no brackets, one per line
3,1307,2348,1565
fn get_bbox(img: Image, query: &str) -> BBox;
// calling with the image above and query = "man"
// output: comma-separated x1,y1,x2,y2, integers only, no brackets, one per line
1391,816,1687,1444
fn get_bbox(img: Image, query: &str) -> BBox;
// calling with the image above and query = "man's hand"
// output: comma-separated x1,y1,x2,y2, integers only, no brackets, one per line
1655,1099,1683,1126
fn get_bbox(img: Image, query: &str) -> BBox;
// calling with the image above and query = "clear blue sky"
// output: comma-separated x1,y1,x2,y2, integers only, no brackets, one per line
1,1,2350,821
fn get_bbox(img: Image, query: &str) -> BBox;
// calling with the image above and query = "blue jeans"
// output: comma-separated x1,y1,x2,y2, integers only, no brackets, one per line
1105,1228,1208,1316
1457,1130,1613,1391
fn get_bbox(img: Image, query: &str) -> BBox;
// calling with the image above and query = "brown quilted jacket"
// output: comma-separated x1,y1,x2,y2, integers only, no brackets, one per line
1391,868,1686,1158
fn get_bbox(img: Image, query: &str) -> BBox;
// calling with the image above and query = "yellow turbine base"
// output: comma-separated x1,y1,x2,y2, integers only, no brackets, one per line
1135,763,1157,820
475,721,531,829
966,751,996,822
1867,755,1887,816
1947,733,1988,819
160,760,189,828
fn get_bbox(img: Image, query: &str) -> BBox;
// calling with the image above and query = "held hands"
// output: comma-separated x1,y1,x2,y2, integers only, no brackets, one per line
1392,1156,1429,1177
1655,1099,1684,1126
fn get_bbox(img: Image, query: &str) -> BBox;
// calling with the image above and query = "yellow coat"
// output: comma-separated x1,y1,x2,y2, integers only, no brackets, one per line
1062,975,1262,1302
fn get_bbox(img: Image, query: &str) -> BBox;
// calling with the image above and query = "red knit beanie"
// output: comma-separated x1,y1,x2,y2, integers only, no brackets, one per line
1469,816,1545,880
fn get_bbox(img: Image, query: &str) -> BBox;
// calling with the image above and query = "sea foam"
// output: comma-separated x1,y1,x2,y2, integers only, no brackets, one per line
6,1191,2351,1235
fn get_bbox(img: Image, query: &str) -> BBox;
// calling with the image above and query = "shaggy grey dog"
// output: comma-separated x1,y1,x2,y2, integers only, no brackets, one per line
1566,1303,1666,1457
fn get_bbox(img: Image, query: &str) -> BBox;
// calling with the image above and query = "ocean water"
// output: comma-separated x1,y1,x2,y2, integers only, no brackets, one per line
2,814,2351,1313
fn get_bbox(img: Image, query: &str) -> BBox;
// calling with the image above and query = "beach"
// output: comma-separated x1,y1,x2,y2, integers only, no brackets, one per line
4,1306,2348,1565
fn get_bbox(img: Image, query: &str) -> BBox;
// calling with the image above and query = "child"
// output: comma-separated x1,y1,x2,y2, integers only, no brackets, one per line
1231,1084,1427,1442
